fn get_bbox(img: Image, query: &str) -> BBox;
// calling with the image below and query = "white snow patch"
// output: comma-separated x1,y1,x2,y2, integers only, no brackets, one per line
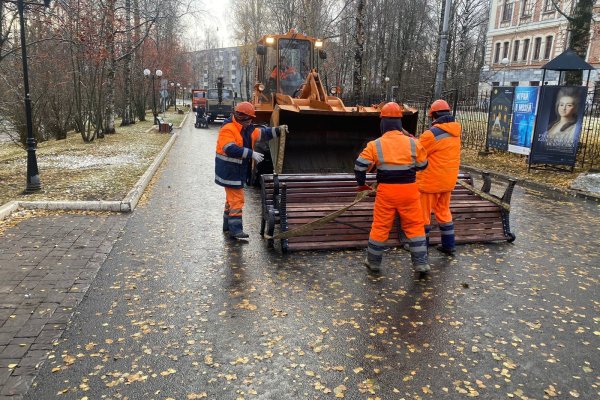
39,153,144,169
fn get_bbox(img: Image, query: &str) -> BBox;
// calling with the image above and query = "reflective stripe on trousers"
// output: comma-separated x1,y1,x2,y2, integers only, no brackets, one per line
224,187,245,234
439,221,455,250
224,187,244,217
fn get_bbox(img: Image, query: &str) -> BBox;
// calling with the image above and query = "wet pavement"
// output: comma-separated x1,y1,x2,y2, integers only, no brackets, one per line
0,114,597,399
0,213,126,399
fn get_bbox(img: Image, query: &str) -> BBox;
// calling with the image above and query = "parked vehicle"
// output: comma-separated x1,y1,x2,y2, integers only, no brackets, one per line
206,77,235,123
192,89,207,112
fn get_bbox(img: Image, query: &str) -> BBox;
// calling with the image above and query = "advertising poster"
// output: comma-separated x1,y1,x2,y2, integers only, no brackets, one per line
486,87,515,150
508,87,539,155
530,86,587,166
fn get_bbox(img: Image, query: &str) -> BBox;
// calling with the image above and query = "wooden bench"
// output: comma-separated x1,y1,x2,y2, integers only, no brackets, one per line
260,172,516,253
157,117,173,133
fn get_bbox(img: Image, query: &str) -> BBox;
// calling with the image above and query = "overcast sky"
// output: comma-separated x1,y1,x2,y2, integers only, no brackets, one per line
184,0,235,50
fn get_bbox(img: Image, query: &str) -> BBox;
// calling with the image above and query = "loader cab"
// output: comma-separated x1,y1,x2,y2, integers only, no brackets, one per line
256,32,314,104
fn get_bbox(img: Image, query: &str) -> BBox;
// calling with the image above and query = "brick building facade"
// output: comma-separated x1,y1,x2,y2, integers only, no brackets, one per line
480,0,600,93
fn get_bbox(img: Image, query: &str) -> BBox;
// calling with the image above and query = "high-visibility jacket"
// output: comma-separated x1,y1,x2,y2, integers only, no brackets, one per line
417,115,461,193
354,130,428,185
215,116,277,188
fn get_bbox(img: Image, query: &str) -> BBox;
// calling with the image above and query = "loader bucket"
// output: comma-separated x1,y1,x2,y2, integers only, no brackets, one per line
268,105,419,174
269,107,379,174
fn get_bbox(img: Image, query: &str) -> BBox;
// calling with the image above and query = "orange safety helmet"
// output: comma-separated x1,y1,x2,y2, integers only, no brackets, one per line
428,99,451,117
235,101,256,117
380,102,403,118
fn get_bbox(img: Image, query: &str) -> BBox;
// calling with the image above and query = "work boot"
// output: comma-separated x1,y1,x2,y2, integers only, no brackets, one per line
228,216,249,239
413,263,431,274
223,216,229,232
365,239,385,273
436,245,455,256
364,256,381,273
408,235,429,274
438,222,455,255
230,231,250,239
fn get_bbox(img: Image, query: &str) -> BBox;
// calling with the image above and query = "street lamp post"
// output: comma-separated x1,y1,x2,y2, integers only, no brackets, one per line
183,87,187,108
143,68,162,124
361,76,367,105
170,82,175,108
17,0,51,193
384,76,390,101
176,83,181,109
501,57,509,86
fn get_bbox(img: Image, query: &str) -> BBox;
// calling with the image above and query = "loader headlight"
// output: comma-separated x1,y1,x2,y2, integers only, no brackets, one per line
315,40,323,48
266,37,274,45
330,87,337,95
258,84,265,92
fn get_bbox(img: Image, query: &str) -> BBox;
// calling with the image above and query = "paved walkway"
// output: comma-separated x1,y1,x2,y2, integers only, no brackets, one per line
0,114,598,399
0,213,126,398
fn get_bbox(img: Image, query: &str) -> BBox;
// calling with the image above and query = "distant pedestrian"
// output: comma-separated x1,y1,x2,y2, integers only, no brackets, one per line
417,99,461,255
354,102,429,274
215,102,287,239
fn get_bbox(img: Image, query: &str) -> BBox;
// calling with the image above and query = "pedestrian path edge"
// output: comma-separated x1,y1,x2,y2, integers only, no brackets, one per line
0,129,181,221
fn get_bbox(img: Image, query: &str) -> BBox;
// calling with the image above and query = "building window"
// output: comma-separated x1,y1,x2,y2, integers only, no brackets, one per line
533,37,542,60
511,81,519,86
502,0,514,21
543,0,555,12
522,39,530,61
529,81,540,86
521,0,533,16
494,43,501,63
503,42,510,60
513,40,520,61
544,35,553,59
492,82,500,86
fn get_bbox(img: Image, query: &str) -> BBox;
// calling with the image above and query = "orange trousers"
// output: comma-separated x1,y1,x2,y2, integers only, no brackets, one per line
420,192,452,225
370,183,425,242
224,187,244,217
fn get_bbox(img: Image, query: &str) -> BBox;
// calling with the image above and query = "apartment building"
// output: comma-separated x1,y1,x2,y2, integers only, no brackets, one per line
480,0,599,92
188,46,249,98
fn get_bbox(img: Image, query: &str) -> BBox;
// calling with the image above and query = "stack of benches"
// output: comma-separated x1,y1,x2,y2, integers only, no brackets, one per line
260,172,516,253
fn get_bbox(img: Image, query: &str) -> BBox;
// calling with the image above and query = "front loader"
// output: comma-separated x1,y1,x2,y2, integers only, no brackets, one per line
250,30,418,179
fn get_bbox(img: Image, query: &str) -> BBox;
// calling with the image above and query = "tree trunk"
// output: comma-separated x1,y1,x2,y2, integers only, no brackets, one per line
121,0,134,126
133,0,146,121
352,0,366,105
104,0,116,134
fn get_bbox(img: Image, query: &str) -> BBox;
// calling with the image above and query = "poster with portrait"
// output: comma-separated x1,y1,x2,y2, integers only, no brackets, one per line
530,86,587,166
508,87,539,155
486,87,514,150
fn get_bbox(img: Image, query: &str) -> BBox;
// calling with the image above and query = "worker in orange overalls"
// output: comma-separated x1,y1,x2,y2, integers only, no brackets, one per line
417,99,462,255
215,102,287,239
354,102,429,274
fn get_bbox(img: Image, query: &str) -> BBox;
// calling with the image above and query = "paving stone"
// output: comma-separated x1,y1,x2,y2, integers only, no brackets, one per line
0,214,127,396
0,375,34,396
0,345,30,360
0,368,10,387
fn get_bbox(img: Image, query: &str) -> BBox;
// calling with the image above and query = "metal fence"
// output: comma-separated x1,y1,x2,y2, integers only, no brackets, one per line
404,89,600,171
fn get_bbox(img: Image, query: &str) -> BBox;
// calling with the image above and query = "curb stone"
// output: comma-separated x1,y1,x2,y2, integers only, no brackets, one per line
0,130,181,221
461,164,600,203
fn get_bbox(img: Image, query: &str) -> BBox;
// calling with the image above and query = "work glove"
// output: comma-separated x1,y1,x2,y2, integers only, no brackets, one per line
357,185,373,192
276,125,288,136
251,151,264,163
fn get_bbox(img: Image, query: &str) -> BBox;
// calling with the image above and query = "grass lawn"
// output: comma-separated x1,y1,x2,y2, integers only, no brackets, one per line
0,111,185,205
461,148,586,191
